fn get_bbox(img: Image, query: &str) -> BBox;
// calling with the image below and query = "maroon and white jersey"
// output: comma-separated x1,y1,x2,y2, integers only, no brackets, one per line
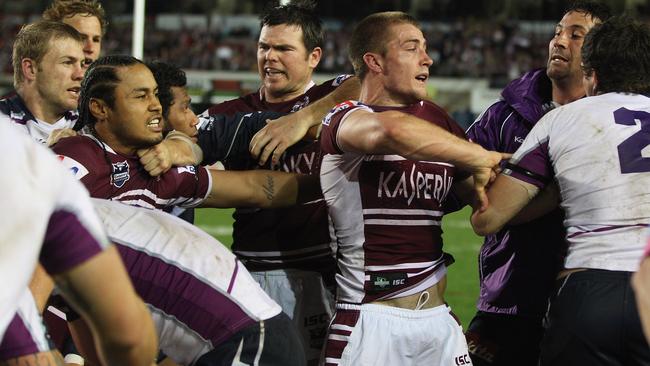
506,93,650,272
92,199,281,365
200,75,351,270
320,100,469,303
0,116,108,340
51,134,211,210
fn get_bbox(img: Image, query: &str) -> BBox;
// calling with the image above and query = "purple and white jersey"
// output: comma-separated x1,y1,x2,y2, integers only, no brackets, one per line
91,199,282,365
506,93,650,271
0,291,49,360
52,134,211,210
0,115,108,340
320,100,469,304
0,94,78,144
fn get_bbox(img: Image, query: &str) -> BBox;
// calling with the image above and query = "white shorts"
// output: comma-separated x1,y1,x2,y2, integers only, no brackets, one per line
250,269,335,365
323,303,472,366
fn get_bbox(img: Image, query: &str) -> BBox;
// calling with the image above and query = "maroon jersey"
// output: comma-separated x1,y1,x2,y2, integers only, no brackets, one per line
320,100,468,303
52,135,211,209
200,76,351,271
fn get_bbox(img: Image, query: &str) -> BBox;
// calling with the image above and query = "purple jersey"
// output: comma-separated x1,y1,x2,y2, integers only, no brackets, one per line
320,100,468,303
466,69,566,317
201,76,351,271
51,135,211,210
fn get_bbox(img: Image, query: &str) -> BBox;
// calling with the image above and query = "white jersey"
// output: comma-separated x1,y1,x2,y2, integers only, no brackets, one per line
91,199,282,365
506,93,650,271
0,114,108,339
0,94,78,144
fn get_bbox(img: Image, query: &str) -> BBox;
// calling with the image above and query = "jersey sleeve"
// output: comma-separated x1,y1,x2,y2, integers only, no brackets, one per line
164,165,213,208
320,101,368,155
197,111,284,167
504,116,553,189
51,136,103,187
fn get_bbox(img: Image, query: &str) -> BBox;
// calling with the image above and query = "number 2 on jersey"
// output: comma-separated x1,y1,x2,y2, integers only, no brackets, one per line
614,107,650,173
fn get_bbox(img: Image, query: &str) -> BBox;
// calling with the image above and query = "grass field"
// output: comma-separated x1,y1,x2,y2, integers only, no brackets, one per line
195,206,482,327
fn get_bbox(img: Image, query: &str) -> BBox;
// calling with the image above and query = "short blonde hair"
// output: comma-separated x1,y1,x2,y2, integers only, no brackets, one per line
12,21,83,87
348,12,419,80
43,0,108,35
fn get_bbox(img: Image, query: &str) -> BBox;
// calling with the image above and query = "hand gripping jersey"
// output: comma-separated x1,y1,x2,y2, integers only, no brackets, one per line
506,93,650,272
0,115,108,341
51,134,211,210
0,94,78,144
200,75,351,271
91,199,282,365
320,100,469,303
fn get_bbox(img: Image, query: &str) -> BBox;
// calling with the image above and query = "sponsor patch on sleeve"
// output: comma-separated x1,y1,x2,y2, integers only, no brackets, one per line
57,155,89,180
177,165,197,175
332,74,353,87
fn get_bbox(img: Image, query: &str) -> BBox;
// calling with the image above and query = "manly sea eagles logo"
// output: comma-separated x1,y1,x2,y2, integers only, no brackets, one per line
111,161,130,188
291,96,310,112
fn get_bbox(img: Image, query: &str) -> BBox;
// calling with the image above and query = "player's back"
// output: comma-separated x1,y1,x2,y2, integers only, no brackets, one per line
519,92,650,271
91,199,282,365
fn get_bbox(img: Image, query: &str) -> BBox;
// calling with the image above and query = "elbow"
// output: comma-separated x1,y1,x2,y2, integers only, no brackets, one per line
470,212,501,236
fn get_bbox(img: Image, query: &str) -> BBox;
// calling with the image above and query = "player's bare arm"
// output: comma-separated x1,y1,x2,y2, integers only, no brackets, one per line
201,169,320,209
54,246,157,366
508,181,560,225
632,256,650,341
250,76,361,166
471,174,540,236
337,108,508,209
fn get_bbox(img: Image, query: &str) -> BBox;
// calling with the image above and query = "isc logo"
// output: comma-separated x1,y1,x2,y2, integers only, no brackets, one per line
455,354,471,365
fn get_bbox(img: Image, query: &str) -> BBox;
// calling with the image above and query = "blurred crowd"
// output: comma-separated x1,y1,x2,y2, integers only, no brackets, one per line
0,15,555,84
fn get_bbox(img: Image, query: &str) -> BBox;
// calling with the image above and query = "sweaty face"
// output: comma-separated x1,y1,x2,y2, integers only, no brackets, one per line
63,14,102,64
165,86,198,139
257,24,321,103
103,64,163,154
378,22,433,106
547,11,598,83
34,37,85,118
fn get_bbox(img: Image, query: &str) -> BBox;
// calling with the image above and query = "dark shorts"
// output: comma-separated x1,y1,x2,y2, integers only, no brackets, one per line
195,312,306,366
540,269,650,366
465,311,544,366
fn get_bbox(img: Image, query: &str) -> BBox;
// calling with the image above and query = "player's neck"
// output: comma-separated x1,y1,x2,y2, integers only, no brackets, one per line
551,78,585,106
359,79,410,107
94,126,137,156
18,88,65,124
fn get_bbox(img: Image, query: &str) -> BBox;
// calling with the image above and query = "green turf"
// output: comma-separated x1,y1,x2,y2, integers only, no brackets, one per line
195,206,481,327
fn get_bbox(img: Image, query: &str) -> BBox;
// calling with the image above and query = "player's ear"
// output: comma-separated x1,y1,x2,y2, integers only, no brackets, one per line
89,98,109,122
363,52,383,74
307,47,322,69
21,58,37,82
591,70,599,95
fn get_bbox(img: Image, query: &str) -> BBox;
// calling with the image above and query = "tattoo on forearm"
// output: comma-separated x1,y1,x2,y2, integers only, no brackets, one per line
262,175,275,201
2,351,65,366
